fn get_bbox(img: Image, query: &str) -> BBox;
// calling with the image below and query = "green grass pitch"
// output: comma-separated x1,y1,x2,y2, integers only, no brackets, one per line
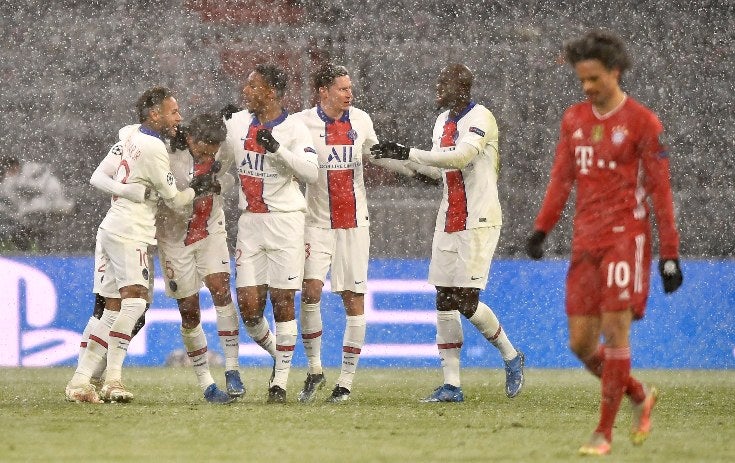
1,367,733,462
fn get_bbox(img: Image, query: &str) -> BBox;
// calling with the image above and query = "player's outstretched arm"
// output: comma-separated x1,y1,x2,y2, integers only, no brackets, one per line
89,142,147,202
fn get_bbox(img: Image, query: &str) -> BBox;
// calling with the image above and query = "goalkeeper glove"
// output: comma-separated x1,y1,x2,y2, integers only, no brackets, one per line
256,129,280,153
658,258,683,293
370,142,411,160
526,230,546,260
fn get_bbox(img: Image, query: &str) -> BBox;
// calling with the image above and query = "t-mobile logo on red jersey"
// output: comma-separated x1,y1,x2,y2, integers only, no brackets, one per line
575,146,594,175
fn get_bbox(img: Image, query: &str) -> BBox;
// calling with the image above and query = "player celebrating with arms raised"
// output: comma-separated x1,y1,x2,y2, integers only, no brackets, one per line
526,31,683,455
372,64,525,403
221,64,318,403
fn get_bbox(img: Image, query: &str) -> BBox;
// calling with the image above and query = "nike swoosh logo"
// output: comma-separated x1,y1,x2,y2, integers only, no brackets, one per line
221,261,228,265
287,275,298,280
354,280,364,285
470,276,481,280
319,134,326,137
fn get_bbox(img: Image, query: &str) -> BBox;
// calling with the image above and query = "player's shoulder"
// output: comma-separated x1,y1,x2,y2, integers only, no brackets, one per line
564,101,590,118
348,106,372,121
624,96,660,122
227,109,254,127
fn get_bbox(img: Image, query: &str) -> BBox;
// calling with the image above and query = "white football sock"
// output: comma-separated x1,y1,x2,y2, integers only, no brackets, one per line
215,302,240,371
106,298,146,383
245,317,276,358
336,314,366,391
436,310,463,387
77,316,99,365
469,301,517,361
71,309,117,385
300,302,323,375
181,324,215,391
271,320,297,389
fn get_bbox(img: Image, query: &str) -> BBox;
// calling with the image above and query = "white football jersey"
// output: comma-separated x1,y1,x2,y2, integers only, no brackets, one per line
298,105,377,229
155,147,229,246
430,102,502,232
222,109,317,213
99,125,181,244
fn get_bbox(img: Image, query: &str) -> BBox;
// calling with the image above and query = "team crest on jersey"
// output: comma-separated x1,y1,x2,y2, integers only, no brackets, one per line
166,172,174,185
572,128,583,139
142,268,149,280
169,281,178,292
469,126,485,137
611,125,628,145
591,125,604,143
347,129,358,141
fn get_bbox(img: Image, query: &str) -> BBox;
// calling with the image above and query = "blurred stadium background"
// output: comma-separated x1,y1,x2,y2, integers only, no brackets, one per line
0,0,732,258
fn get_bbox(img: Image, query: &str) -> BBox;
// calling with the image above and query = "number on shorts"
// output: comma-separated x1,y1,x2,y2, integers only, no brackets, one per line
606,261,630,288
234,248,242,267
165,260,175,279
305,243,311,259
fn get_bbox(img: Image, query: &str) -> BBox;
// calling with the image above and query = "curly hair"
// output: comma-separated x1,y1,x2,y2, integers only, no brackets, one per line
564,30,631,75
135,86,174,123
187,113,227,145
254,64,288,98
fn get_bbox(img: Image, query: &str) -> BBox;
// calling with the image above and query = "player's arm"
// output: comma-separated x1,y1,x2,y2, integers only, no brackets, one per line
641,117,683,293
89,142,148,202
256,126,319,184
526,116,576,259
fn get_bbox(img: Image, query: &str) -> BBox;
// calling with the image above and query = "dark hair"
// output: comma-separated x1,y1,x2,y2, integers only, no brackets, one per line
136,86,174,123
312,63,349,90
254,64,287,98
0,156,20,180
187,113,227,145
564,30,631,74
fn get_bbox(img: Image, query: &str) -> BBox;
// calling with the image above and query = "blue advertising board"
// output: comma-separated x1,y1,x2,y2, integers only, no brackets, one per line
1,256,733,369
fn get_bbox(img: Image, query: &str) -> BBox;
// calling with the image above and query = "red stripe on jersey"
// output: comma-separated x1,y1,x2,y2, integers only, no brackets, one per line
326,119,355,145
244,124,266,153
185,195,214,245
239,174,269,213
276,344,295,352
444,170,468,232
342,346,361,354
327,169,357,228
440,120,458,147
437,342,463,349
109,331,131,341
88,334,108,349
301,330,323,340
187,346,208,358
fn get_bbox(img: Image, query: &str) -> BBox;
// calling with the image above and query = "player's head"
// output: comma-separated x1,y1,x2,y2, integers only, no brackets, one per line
242,64,288,114
313,63,352,115
136,86,181,138
186,113,227,162
436,63,473,111
565,30,631,107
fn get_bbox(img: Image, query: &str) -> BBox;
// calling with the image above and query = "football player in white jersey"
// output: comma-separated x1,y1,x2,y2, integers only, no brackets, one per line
156,113,240,404
371,64,525,402
294,63,421,403
220,64,318,403
66,87,200,403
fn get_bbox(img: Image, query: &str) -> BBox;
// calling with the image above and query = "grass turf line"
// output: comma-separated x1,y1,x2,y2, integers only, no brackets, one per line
0,368,733,462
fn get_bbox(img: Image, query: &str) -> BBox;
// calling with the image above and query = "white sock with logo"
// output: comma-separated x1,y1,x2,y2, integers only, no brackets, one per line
271,320,297,390
181,324,215,391
469,301,517,361
300,302,323,375
436,310,463,387
245,316,277,359
215,302,240,371
336,314,366,391
77,316,99,364
71,309,117,385
106,298,146,384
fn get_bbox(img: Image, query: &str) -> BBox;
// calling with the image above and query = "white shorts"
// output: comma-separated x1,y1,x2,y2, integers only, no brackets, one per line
235,211,305,290
158,230,231,299
304,226,370,293
97,229,154,293
428,226,500,289
93,229,119,299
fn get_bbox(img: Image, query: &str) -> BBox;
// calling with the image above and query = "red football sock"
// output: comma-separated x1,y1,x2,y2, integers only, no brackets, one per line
583,344,645,403
595,347,630,442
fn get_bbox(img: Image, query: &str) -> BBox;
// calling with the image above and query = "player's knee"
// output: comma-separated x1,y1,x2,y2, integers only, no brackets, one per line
301,279,323,304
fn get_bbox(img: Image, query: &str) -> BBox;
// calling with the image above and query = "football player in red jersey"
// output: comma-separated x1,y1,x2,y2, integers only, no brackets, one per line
526,30,683,455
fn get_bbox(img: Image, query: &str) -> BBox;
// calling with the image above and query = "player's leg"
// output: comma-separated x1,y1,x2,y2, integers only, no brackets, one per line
298,226,333,402
177,293,233,404
327,290,365,403
77,294,105,364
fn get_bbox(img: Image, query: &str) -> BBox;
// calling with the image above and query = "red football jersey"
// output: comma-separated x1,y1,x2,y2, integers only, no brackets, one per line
534,96,679,257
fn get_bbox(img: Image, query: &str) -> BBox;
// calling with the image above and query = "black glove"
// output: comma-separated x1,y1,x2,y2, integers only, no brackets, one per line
658,258,683,294
220,104,241,121
526,230,547,260
256,129,280,153
370,142,410,160
170,125,188,151
189,173,214,196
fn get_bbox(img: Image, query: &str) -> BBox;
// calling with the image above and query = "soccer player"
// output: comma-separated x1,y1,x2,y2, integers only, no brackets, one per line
371,63,525,403
294,63,419,403
66,87,201,403
525,31,683,455
156,113,240,404
220,64,318,403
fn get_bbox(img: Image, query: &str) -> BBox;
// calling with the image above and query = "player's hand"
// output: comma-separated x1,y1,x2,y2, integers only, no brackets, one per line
526,230,546,260
189,173,215,196
256,129,280,153
370,142,410,160
658,258,683,293
220,104,241,120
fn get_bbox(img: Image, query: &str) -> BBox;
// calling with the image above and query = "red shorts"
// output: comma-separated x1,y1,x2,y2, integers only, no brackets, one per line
565,231,651,320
